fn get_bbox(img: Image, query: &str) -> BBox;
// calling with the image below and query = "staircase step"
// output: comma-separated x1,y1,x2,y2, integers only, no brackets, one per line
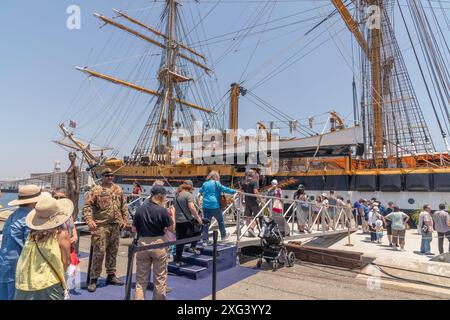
193,244,237,272
196,244,235,256
168,262,209,280
182,252,213,268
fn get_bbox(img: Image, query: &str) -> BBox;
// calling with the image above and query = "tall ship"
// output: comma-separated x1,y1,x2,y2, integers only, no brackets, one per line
56,0,450,211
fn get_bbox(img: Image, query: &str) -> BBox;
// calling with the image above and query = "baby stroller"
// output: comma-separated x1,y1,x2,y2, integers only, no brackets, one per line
256,216,295,271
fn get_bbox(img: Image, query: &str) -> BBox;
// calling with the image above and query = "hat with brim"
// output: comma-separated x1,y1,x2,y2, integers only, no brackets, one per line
8,185,46,207
26,198,73,231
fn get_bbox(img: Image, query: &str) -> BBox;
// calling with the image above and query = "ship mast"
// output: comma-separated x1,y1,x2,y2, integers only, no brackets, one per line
331,0,383,166
76,1,213,165
331,0,434,167
165,0,177,163
368,0,384,167
229,83,247,145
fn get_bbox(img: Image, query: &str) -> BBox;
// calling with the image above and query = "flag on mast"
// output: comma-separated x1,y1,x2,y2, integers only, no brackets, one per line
69,120,77,129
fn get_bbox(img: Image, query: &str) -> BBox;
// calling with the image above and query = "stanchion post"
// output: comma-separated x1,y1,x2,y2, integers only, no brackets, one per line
212,230,218,301
124,244,136,300
86,243,94,287
291,202,295,236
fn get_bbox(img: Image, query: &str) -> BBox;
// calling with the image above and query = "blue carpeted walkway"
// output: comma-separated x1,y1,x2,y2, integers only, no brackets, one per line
70,266,258,300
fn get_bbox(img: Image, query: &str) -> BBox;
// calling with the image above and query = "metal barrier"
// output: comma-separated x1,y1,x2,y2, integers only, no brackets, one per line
232,191,356,248
124,231,219,300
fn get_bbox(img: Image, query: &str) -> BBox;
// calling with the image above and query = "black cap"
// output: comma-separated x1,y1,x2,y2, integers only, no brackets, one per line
151,185,167,196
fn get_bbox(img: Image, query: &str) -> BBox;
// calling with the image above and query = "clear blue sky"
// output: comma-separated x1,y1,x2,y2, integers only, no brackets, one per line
0,0,448,178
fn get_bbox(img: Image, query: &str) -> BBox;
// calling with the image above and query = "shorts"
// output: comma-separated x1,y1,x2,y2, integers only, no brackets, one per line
391,229,405,246
386,224,392,236
244,204,260,218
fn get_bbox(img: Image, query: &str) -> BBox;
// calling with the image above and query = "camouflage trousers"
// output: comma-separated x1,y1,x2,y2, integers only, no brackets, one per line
90,224,120,280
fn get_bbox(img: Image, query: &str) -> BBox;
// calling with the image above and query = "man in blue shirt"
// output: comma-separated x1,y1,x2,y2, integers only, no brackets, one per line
0,185,45,300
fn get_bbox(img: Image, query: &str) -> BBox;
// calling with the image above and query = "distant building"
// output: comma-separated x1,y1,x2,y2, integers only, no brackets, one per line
30,161,91,191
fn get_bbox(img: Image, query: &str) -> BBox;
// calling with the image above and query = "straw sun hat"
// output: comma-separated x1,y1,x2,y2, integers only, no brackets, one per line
26,197,73,231
8,185,49,206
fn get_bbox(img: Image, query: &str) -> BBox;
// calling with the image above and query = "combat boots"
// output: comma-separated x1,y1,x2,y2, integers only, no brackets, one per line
87,279,97,293
106,274,124,286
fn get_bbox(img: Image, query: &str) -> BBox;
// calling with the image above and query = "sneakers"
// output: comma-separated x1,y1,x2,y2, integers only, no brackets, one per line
106,274,124,286
201,241,210,247
186,247,201,255
87,279,97,293
220,233,230,242
176,261,187,267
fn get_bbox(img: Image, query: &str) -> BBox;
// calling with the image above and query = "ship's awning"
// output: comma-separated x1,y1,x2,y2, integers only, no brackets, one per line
194,125,363,160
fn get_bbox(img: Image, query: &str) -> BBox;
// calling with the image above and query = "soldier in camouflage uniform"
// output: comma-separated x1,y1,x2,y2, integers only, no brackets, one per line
83,168,129,292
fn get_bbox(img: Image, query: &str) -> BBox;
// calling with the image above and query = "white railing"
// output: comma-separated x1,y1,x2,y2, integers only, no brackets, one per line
232,191,356,247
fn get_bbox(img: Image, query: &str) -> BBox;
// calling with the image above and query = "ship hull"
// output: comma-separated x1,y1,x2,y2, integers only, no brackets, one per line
114,168,450,211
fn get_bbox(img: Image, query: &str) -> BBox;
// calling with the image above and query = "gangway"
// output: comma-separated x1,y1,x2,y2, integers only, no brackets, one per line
205,192,358,249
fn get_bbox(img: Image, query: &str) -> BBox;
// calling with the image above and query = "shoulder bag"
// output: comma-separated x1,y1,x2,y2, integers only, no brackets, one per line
175,195,203,234
214,182,228,210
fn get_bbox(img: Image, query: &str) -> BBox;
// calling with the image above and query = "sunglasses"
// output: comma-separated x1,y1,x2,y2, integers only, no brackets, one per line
104,174,114,178
53,196,66,200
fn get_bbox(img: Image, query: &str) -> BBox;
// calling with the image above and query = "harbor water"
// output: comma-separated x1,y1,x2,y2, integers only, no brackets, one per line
1,192,85,219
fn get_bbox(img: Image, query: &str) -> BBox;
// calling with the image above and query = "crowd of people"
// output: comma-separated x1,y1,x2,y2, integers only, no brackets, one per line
1,167,450,301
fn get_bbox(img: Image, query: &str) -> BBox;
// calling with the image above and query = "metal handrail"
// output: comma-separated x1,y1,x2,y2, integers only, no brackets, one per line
127,195,147,207
234,191,356,241
237,199,272,243
284,202,297,221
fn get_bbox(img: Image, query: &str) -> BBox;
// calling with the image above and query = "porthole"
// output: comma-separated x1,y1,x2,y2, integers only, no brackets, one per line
408,198,415,204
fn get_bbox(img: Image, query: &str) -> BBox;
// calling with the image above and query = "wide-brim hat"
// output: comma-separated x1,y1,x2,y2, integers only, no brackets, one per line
8,185,47,206
26,197,73,231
